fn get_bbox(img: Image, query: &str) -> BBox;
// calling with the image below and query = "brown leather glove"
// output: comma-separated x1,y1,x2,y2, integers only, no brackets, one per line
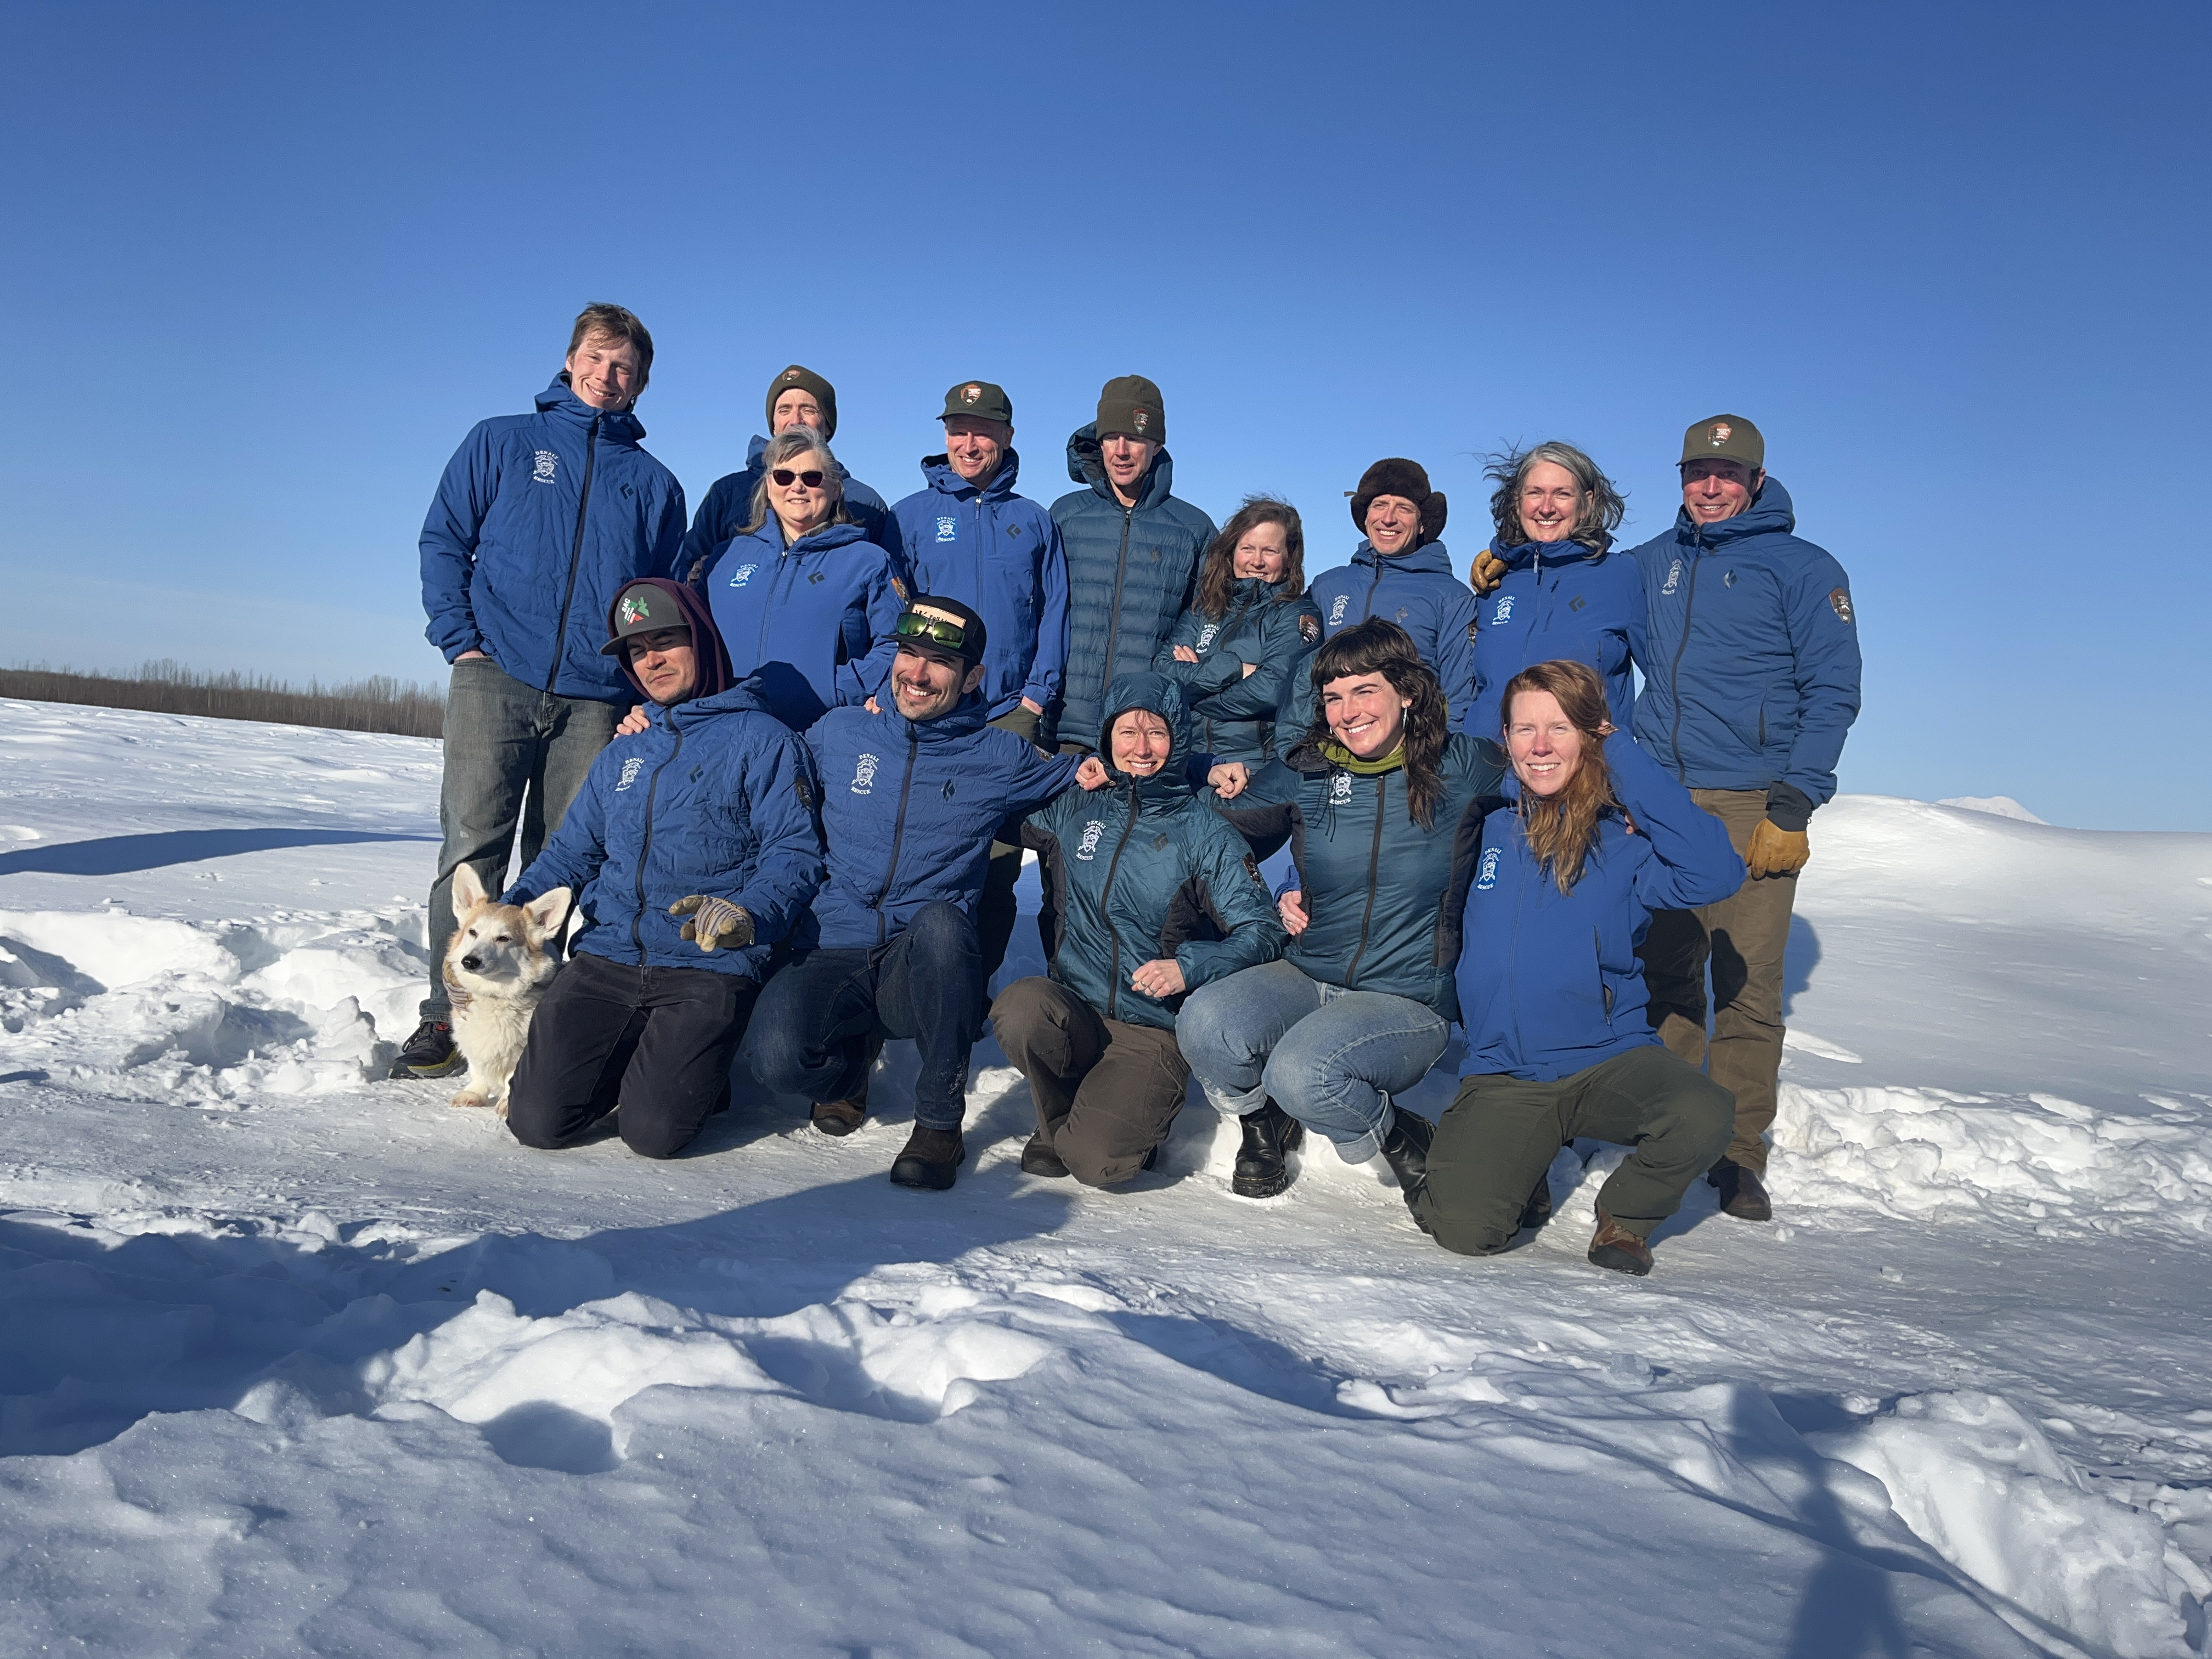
669,895,755,952
1470,549,1509,597
1746,819,1810,878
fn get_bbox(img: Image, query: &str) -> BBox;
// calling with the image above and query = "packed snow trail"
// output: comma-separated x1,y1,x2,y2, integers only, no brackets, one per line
2,701,2208,1657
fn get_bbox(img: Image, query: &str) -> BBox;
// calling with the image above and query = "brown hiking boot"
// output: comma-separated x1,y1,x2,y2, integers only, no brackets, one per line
1019,1130,1070,1178
1588,1206,1654,1277
1709,1160,1774,1221
889,1125,967,1190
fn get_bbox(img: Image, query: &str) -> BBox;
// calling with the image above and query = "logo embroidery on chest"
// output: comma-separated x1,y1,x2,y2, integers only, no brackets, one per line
727,563,760,588
615,756,646,792
849,753,879,794
1327,595,1349,625
1075,820,1107,861
935,516,957,543
1491,595,1515,625
1475,848,1501,891
532,450,557,484
1330,773,1353,805
1661,559,1683,596
1568,595,1586,613
1195,623,1221,651
942,780,956,800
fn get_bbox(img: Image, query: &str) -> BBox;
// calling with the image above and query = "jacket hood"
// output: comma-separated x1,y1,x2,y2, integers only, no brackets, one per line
1098,670,1194,808
538,376,646,444
662,676,776,729
735,517,877,558
1351,538,1455,577
1065,422,1175,511
920,450,1023,501
1496,536,1605,571
1670,477,1797,548
900,691,991,745
610,578,735,704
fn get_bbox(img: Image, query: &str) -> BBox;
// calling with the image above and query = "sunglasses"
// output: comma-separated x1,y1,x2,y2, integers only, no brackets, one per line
770,468,827,488
894,612,969,652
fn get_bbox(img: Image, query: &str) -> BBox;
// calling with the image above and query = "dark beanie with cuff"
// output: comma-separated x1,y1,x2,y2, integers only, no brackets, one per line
1349,458,1448,547
1096,374,1166,445
766,364,838,439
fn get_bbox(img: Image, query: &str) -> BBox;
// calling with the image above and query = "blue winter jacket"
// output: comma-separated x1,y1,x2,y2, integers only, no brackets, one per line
891,453,1069,720
505,680,825,979
801,696,1083,950
1468,539,1648,740
1212,732,1504,1019
1307,541,1480,733
1020,674,1284,1032
1628,479,1861,827
1153,578,1326,766
1451,733,1744,1081
1049,425,1218,749
677,435,894,579
705,519,905,732
420,378,687,703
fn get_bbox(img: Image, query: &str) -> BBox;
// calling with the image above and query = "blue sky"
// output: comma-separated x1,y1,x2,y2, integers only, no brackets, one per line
3,2,2205,828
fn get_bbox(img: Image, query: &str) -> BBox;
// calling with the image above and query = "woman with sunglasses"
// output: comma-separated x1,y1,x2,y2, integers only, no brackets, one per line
703,427,906,731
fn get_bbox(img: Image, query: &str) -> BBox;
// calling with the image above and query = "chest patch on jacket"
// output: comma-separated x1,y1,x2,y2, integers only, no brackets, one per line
727,563,760,588
616,756,645,793
1195,624,1220,651
936,517,957,543
1328,595,1349,625
1491,595,1515,625
1661,559,1683,596
1830,588,1854,624
532,450,557,484
1076,820,1107,861
849,753,879,794
1475,848,1501,891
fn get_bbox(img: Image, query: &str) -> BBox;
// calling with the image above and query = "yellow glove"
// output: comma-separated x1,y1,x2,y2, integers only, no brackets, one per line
1746,819,1810,878
1470,549,1509,597
669,895,754,952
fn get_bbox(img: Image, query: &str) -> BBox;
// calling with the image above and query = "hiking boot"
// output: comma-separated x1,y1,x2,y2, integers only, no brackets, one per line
889,1125,967,1190
389,1018,460,1079
1379,1105,1435,1210
1588,1206,1654,1276
1709,1160,1774,1222
1020,1130,1070,1178
1232,1100,1303,1199
1518,1170,1554,1233
810,1034,884,1137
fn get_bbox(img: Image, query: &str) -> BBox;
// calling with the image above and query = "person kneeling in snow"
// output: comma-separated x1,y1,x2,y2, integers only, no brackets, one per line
1415,661,1744,1275
501,579,825,1159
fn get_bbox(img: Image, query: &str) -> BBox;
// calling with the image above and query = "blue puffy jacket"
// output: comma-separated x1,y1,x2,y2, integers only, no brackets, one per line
1154,578,1325,766
677,434,894,579
705,519,905,732
1020,674,1284,1031
1049,425,1217,749
505,679,825,979
1307,541,1480,732
891,453,1069,720
420,378,687,703
1450,733,1744,1081
1212,732,1502,1019
801,696,1082,950
1628,479,1861,826
1468,539,1648,740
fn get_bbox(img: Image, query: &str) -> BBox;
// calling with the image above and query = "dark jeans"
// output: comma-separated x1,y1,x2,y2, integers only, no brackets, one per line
992,977,1189,1187
1412,1045,1736,1254
742,901,982,1131
422,656,625,1019
506,951,759,1160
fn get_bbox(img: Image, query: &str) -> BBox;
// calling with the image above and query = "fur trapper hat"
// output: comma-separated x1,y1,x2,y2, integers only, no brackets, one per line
1349,458,1447,545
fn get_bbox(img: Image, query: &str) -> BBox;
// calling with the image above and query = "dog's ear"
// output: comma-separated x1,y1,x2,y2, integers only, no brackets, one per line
450,862,488,912
523,887,572,941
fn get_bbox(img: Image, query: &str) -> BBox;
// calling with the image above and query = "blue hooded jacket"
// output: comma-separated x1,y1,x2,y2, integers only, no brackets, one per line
890,452,1069,720
1049,425,1218,749
705,518,905,732
1468,539,1649,741
1020,674,1284,1032
1307,541,1480,732
1628,479,1861,827
1449,733,1744,1081
419,378,687,703
676,434,894,579
800,695,1084,951
1154,577,1325,766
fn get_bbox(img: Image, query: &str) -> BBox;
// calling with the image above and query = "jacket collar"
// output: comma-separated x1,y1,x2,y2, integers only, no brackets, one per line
1497,537,1602,572
537,376,646,443
921,452,1023,502
1351,538,1454,577
1065,422,1175,511
1672,478,1797,550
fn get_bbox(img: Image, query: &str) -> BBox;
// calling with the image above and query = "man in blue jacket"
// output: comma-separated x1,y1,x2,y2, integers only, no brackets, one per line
1049,375,1217,754
401,303,687,1080
890,379,1070,980
1630,415,1862,1221
678,364,894,578
741,596,1093,1190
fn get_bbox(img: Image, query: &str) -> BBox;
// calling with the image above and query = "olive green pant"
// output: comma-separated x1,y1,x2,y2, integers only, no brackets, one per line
978,704,1043,981
991,977,1188,1188
1412,1047,1736,1255
1640,787,1795,1175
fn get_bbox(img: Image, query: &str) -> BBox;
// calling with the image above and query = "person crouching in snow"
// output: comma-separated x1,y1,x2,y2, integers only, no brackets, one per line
500,579,825,1159
992,672,1285,1187
1414,661,1744,1275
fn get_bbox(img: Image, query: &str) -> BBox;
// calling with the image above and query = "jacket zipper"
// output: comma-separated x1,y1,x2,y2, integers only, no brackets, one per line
1597,926,1612,1019
544,413,602,693
1097,793,1142,1018
1100,505,1135,698
1664,537,1705,782
1361,555,1383,622
630,720,685,960
872,730,920,945
1343,771,1388,986
763,539,803,673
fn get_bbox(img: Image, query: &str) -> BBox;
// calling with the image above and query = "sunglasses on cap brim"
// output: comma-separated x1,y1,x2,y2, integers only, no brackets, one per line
770,468,827,488
894,612,971,653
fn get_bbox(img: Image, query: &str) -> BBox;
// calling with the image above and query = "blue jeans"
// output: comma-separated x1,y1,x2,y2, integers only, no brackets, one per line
742,901,981,1131
422,656,624,1019
1175,960,1449,1161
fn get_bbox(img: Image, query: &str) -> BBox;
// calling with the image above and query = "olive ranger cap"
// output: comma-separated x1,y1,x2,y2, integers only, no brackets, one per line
1680,413,1765,471
1096,374,1165,444
940,380,1013,424
602,582,691,655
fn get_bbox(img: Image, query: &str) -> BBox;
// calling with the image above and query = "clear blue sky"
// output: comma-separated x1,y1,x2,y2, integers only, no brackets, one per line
3,2,2205,828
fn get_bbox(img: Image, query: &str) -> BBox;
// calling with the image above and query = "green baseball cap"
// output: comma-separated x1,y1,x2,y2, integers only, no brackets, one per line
1680,413,1764,470
939,380,1013,424
601,581,691,656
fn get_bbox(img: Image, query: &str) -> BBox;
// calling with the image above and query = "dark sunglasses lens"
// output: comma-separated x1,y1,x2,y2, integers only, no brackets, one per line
771,469,826,488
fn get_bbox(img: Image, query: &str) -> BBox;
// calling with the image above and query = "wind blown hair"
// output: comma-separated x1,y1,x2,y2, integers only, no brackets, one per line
1195,495,1306,619
1501,659,1618,893
743,428,852,537
1484,441,1626,552
1293,618,1452,830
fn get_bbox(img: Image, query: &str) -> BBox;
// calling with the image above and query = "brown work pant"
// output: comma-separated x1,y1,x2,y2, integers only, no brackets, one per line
1640,787,1796,1176
991,977,1189,1188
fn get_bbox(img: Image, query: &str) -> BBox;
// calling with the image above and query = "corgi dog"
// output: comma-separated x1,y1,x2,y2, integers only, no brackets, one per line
442,863,571,1116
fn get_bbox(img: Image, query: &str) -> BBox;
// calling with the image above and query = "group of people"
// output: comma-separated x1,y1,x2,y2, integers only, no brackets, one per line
401,302,1861,1276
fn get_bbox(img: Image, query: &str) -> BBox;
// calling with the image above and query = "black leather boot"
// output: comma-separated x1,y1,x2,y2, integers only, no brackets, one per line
1379,1105,1434,1211
1232,1101,1304,1198
889,1125,966,1190
1708,1160,1774,1221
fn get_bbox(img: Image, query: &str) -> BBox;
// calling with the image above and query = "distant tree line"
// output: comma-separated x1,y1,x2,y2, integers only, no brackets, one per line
1,659,445,739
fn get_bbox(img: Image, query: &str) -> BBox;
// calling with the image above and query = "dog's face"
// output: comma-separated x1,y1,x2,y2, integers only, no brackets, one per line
444,865,571,998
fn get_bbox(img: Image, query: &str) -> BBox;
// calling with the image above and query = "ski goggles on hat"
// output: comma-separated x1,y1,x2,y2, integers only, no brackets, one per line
893,611,972,653
770,468,827,488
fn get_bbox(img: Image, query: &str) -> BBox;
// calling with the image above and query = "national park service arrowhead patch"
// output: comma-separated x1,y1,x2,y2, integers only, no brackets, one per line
1829,588,1854,624
1299,614,1321,643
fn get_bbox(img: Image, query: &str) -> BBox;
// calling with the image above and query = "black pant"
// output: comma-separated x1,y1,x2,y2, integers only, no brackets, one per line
507,951,759,1159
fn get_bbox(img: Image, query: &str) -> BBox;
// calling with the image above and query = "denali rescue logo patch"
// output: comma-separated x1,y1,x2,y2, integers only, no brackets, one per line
1475,848,1501,891
1195,624,1220,651
727,563,760,589
1661,559,1683,596
849,753,879,795
935,516,957,543
1708,422,1733,448
1330,772,1353,805
615,756,646,793
1830,588,1854,624
1491,595,1515,625
532,450,557,484
1075,819,1107,861
1327,595,1348,625
1299,614,1321,642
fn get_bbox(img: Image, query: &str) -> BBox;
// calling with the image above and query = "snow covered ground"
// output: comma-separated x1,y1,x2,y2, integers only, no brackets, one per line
2,697,2209,1658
